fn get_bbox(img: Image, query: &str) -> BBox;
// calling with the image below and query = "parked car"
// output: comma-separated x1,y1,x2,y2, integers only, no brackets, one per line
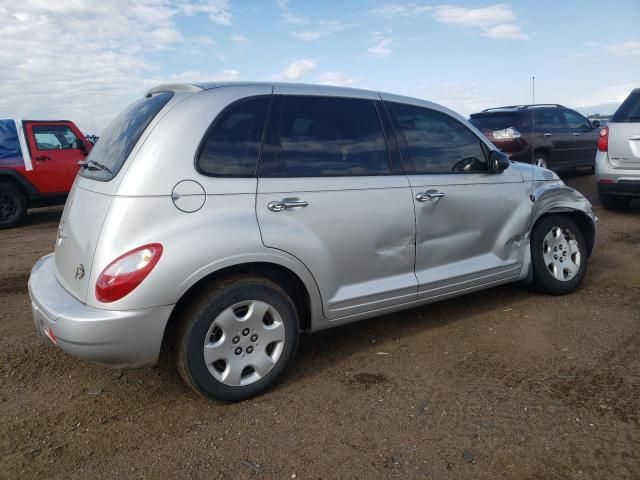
28,83,597,402
469,104,600,171
595,88,640,210
0,119,92,228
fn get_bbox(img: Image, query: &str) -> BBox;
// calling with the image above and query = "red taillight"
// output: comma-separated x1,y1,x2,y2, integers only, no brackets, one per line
96,243,163,303
598,126,609,152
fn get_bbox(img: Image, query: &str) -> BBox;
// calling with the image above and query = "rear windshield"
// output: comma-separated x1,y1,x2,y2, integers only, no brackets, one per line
80,91,173,181
610,91,640,123
469,113,523,131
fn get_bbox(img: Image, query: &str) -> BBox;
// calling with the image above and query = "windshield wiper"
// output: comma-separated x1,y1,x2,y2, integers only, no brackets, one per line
80,159,113,174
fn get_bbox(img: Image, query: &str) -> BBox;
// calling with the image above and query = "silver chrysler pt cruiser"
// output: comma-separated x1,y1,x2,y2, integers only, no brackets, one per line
29,83,597,402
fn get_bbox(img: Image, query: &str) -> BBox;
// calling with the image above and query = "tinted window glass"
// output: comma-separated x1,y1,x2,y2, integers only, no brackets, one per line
561,109,590,130
33,125,79,150
260,96,389,177
80,91,173,181
197,96,270,176
392,103,487,174
532,109,563,129
469,113,524,131
611,91,640,123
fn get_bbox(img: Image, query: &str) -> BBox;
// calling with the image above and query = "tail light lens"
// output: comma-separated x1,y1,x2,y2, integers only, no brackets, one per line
598,126,609,152
492,127,521,140
96,243,163,302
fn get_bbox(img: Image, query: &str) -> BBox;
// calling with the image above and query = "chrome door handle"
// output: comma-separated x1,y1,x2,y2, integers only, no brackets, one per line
267,199,309,212
415,191,445,202
572,132,582,136
543,132,553,137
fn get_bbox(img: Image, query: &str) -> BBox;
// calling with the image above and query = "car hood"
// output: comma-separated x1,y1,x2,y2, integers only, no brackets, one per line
509,161,561,182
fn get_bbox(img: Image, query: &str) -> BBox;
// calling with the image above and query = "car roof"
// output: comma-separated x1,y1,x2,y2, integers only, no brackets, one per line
144,81,420,103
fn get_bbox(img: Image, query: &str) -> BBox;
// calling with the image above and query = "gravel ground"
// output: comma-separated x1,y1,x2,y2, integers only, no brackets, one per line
1,172,638,479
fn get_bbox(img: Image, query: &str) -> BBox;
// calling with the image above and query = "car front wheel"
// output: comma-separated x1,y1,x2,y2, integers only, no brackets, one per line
176,276,299,402
0,181,27,229
530,215,588,295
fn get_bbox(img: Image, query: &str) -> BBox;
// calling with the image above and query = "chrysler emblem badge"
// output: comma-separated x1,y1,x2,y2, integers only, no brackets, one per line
75,264,85,280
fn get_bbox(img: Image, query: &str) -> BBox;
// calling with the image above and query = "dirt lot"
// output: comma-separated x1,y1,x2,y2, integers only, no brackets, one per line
1,173,638,479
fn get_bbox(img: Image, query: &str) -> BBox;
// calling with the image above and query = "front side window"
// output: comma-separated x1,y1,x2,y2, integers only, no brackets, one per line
391,103,487,174
197,96,270,176
33,125,79,150
260,95,390,177
561,109,590,130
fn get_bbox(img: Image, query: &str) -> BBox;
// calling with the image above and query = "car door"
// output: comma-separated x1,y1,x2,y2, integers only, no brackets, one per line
560,109,599,167
256,91,417,319
530,108,574,167
383,98,530,301
23,121,87,193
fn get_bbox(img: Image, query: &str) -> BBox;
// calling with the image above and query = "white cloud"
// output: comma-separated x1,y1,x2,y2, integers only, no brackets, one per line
370,3,433,17
292,31,323,41
317,72,354,87
483,23,528,40
162,69,241,83
433,4,528,40
574,83,637,108
282,11,311,25
276,59,317,80
292,20,352,42
0,0,232,133
605,40,640,57
230,33,250,46
367,32,394,58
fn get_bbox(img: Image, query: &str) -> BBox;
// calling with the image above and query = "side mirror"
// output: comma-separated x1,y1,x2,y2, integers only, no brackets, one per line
489,150,510,173
591,120,600,129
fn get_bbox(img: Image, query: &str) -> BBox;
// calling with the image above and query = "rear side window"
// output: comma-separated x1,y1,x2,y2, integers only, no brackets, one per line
260,95,390,177
197,96,270,176
33,125,79,150
611,91,640,123
391,103,487,174
532,109,563,129
80,91,173,181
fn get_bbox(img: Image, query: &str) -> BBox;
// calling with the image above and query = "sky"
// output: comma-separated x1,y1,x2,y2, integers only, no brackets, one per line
1,0,638,134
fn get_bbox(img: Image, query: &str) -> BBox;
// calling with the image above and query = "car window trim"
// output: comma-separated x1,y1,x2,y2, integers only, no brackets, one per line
194,94,273,178
258,94,395,178
385,100,490,175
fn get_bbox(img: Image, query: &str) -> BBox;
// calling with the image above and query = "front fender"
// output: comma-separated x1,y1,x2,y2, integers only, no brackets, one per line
528,181,597,255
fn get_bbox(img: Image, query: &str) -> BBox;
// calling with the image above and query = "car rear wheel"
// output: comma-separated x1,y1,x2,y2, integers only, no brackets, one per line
531,215,588,295
176,276,299,402
599,193,632,211
0,181,27,229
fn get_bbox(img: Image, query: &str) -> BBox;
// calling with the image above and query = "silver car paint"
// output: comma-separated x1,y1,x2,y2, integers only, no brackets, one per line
28,82,596,367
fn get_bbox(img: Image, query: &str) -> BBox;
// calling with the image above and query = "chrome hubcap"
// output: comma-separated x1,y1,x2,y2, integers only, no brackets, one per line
203,300,285,387
542,226,581,281
534,157,547,169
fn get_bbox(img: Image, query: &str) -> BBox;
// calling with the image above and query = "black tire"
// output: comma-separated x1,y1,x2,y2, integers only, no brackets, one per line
531,215,588,295
0,181,27,229
176,276,299,402
599,192,632,211
533,152,550,170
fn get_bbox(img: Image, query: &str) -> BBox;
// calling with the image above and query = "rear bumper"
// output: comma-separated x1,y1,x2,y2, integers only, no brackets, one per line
28,254,174,368
597,178,640,196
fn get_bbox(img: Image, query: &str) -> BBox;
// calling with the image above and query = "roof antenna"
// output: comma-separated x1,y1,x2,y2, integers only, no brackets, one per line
529,75,536,203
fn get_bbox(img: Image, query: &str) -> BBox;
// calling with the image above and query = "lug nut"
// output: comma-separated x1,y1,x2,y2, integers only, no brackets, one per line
554,247,558,252
554,254,558,259
250,334,258,342
242,328,250,336
232,336,240,344
246,346,254,354
235,347,242,355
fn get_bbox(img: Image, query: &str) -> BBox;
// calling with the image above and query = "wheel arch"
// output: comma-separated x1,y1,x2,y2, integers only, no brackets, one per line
160,257,323,362
531,208,596,257
0,170,37,196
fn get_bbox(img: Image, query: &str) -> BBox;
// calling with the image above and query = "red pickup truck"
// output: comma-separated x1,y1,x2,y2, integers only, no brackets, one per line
0,119,92,228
